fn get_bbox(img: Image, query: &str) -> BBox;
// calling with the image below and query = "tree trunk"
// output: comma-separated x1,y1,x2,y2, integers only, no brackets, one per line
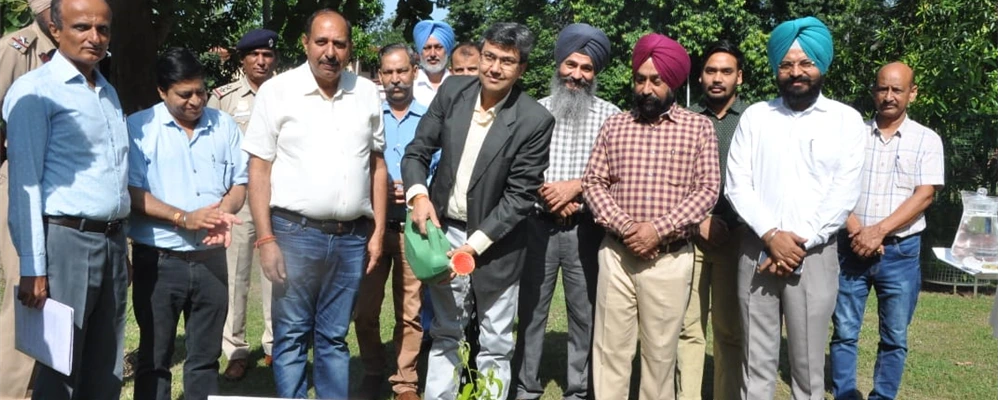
108,0,160,113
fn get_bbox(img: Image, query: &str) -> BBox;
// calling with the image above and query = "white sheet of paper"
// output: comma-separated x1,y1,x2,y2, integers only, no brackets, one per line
13,286,74,376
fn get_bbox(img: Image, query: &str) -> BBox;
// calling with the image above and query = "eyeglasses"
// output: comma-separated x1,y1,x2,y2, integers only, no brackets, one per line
480,51,520,70
777,59,816,73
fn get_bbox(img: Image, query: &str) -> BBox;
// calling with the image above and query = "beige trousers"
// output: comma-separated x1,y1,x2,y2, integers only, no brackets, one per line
676,225,746,400
0,161,35,400
221,202,273,360
592,235,694,400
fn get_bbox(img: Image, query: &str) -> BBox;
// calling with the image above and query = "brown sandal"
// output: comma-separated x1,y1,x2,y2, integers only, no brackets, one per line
223,358,249,381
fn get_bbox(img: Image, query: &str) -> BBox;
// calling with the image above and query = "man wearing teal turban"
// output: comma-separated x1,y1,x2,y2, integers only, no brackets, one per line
725,16,867,400
413,20,455,106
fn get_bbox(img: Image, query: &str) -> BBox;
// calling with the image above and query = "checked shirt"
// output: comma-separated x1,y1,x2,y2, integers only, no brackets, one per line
539,96,622,183
582,103,720,240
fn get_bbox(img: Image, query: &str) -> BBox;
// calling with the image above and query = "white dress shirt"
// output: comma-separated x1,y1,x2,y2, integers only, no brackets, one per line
242,63,385,221
407,90,510,255
725,94,866,249
413,69,450,107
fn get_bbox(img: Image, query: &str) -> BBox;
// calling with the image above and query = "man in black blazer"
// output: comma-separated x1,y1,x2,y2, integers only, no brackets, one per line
402,22,555,400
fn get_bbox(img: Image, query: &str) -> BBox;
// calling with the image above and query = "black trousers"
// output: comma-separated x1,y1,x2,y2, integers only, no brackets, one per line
132,244,228,400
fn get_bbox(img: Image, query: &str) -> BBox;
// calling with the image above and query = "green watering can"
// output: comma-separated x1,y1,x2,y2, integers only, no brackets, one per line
404,213,452,281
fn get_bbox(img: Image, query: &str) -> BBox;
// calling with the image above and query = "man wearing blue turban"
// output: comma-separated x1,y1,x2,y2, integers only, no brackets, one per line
725,16,867,399
413,20,455,106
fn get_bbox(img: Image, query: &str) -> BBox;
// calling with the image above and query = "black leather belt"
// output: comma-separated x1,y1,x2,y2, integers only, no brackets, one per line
133,243,222,261
658,238,689,254
387,219,406,232
882,235,915,245
44,216,124,235
443,218,466,231
271,207,371,235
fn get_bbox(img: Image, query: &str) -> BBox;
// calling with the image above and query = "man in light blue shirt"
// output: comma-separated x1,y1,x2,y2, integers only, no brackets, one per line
126,48,247,400
1,0,130,398
354,43,428,400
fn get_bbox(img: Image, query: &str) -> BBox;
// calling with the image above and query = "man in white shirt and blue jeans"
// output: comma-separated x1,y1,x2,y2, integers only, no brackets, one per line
725,16,865,399
241,9,388,399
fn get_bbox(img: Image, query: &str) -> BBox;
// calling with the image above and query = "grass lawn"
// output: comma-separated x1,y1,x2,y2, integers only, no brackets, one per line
5,266,995,399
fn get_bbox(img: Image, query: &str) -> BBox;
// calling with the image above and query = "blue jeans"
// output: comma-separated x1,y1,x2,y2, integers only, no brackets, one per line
830,233,922,400
270,214,369,399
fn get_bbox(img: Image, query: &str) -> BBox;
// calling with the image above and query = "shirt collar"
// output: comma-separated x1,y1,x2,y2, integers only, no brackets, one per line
473,88,512,125
155,102,213,133
50,50,110,90
729,97,748,114
238,76,257,97
775,93,831,114
382,99,427,120
631,102,683,125
691,97,747,117
869,114,913,138
475,88,512,114
416,69,450,88
293,62,356,98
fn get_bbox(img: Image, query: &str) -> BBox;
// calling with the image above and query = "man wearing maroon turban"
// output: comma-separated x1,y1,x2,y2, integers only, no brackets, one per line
582,33,720,400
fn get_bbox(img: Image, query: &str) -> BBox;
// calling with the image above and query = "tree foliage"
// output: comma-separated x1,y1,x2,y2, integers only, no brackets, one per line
1,0,32,35
84,0,384,113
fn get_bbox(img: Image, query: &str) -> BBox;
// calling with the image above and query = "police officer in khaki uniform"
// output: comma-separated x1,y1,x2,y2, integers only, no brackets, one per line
0,1,56,398
207,28,279,381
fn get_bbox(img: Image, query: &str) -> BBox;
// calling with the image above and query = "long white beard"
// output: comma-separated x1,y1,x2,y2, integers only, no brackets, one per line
548,73,597,122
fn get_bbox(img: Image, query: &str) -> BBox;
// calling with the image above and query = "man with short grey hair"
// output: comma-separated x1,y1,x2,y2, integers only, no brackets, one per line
242,9,387,399
0,1,55,397
354,43,426,400
403,22,554,400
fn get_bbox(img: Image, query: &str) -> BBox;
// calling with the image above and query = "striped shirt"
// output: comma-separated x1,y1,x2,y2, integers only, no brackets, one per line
854,117,944,237
539,95,621,183
582,104,720,240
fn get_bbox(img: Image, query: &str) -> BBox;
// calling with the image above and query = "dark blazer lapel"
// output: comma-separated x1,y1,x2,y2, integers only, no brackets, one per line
445,83,478,169
468,91,518,189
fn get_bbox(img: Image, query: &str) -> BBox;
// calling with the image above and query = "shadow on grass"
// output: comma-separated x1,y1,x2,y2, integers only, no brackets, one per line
773,334,837,399
122,332,189,385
